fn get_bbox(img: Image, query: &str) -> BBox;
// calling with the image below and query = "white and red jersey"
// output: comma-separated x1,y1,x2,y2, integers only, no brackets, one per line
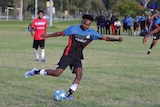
31,18,47,40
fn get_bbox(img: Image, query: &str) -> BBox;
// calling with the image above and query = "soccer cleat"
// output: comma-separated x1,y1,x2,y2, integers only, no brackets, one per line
41,59,46,62
36,59,39,62
24,68,39,78
66,95,73,100
147,50,151,54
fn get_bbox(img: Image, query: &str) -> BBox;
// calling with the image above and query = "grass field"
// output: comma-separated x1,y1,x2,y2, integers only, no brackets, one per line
0,20,160,107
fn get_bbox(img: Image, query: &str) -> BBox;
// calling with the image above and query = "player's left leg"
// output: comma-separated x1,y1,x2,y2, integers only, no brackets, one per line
66,60,83,100
147,31,160,54
67,67,82,100
40,40,45,62
147,39,158,54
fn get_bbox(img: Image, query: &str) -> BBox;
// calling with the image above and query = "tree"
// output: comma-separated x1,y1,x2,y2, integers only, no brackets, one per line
91,0,105,14
142,0,150,8
113,0,141,17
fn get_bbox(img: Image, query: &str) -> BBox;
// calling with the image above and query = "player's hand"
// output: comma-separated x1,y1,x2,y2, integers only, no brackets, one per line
142,37,147,45
118,37,123,42
41,34,46,38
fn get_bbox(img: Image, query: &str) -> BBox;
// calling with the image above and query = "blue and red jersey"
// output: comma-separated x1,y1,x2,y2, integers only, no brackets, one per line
61,25,103,60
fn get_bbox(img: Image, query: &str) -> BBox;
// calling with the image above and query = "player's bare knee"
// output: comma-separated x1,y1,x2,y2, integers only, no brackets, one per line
54,69,63,77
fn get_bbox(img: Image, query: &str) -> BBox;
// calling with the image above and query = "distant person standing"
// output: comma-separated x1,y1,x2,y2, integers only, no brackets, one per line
30,10,48,62
126,15,133,36
147,14,152,31
94,14,101,33
110,13,117,35
133,16,139,36
122,16,127,34
99,13,106,34
105,16,111,34
140,13,146,32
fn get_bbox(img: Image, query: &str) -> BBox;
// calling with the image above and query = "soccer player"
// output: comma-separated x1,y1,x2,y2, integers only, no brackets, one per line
24,14,123,100
143,16,160,54
30,10,47,62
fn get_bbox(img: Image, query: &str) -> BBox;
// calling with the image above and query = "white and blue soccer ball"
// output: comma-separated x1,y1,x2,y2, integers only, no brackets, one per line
53,89,67,101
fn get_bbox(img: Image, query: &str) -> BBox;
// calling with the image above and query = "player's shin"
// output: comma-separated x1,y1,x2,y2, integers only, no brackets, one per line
67,83,78,97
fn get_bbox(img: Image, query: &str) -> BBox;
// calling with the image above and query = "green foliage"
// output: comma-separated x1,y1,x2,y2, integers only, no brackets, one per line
113,0,142,17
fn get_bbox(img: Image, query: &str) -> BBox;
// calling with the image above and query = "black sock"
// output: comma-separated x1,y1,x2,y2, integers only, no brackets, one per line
34,69,40,74
67,89,74,97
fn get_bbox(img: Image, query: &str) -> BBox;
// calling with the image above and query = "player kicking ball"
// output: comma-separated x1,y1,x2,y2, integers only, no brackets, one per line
24,14,123,100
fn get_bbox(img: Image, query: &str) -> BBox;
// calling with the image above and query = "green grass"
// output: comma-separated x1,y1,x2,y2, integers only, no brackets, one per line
0,20,160,107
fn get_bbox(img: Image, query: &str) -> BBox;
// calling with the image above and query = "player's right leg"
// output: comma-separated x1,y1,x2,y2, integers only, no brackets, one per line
33,40,39,61
24,68,64,78
24,55,70,78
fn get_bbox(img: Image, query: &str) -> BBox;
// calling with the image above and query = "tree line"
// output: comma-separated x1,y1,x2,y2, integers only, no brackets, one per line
0,0,159,20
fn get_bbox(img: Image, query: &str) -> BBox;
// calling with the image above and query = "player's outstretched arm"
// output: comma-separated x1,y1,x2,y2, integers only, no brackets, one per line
143,28,160,45
102,36,123,42
41,31,63,38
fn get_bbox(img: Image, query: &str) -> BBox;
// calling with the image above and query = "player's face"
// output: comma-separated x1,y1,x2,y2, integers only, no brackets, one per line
38,12,44,19
81,19,91,30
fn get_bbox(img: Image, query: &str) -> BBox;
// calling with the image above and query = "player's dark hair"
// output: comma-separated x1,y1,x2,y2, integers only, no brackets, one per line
37,10,44,14
82,14,94,21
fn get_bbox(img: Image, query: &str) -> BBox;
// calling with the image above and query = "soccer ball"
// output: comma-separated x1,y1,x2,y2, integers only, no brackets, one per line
53,89,67,101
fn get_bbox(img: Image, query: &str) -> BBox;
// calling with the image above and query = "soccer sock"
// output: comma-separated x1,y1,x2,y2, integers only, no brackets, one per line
34,69,47,75
41,49,45,59
40,69,47,75
148,49,151,52
35,50,39,59
67,84,78,97
134,32,136,36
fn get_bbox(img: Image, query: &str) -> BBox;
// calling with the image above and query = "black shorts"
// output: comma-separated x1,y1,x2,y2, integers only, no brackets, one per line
134,22,139,31
123,23,127,30
33,40,45,49
56,55,82,72
127,26,132,30
153,31,160,40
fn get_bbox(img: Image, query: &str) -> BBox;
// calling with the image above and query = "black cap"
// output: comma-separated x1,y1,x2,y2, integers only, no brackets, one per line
82,14,94,21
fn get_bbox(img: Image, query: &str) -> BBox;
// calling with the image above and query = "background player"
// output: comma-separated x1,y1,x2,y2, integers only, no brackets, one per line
143,15,160,54
24,14,123,100
30,10,47,62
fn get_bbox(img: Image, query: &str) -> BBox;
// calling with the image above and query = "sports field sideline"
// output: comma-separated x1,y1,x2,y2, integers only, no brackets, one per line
0,20,160,107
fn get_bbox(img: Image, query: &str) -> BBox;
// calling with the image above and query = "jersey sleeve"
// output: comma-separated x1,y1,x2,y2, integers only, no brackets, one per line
63,26,75,36
91,30,103,40
31,20,35,28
